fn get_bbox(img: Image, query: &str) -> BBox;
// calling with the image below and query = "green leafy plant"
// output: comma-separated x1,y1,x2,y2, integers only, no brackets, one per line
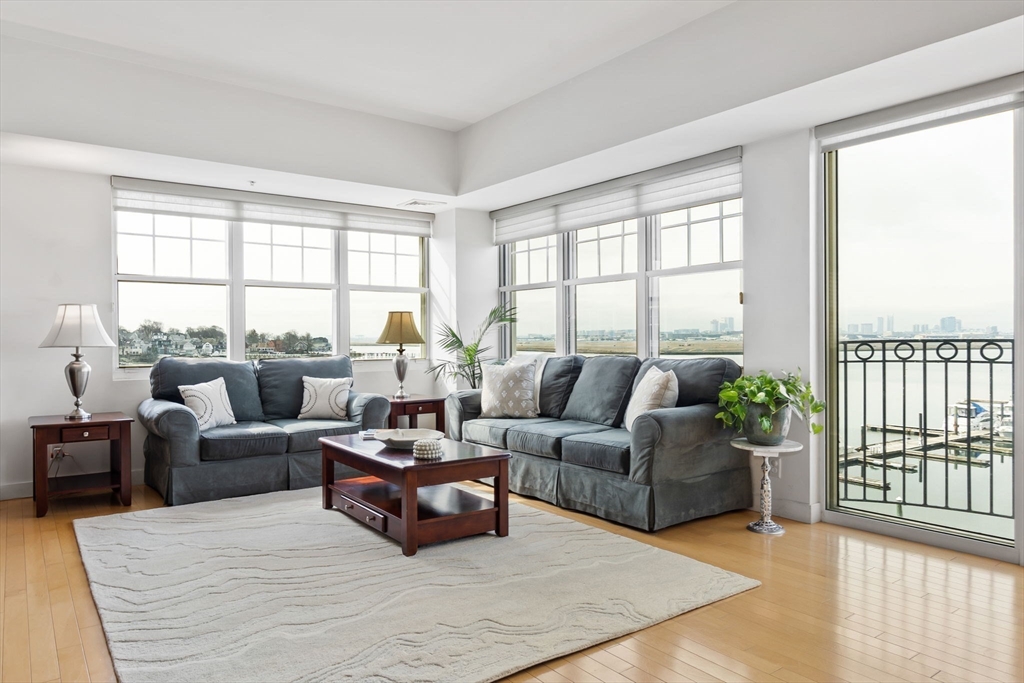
427,303,516,389
716,370,825,435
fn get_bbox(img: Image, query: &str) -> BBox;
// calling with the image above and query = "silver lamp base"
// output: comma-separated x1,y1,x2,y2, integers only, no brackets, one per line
64,348,93,421
393,347,409,399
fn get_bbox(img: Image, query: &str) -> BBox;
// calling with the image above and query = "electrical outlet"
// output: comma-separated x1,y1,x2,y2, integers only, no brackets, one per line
49,445,65,460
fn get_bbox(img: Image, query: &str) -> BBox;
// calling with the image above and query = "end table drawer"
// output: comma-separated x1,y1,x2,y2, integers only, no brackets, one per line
61,425,110,442
334,493,387,533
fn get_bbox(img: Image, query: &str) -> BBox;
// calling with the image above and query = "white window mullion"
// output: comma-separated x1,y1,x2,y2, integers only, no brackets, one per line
337,229,351,357
637,216,651,359
229,221,246,360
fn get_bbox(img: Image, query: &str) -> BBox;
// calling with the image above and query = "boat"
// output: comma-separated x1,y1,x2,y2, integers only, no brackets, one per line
946,399,1012,436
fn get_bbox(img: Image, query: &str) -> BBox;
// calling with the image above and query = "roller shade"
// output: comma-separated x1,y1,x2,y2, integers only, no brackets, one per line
491,147,742,244
816,73,1024,152
111,177,433,236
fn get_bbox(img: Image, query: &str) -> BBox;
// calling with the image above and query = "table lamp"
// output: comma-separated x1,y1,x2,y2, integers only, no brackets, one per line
39,304,116,420
376,311,425,399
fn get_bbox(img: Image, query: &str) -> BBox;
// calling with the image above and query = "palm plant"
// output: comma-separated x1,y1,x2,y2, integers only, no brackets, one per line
428,303,516,389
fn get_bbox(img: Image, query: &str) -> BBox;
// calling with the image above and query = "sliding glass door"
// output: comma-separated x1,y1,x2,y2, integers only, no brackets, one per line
826,107,1020,551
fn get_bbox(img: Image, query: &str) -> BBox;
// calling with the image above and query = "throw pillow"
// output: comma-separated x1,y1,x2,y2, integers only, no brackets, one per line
480,362,538,418
623,366,673,432
298,376,353,420
506,352,553,409
179,376,237,432
661,369,679,408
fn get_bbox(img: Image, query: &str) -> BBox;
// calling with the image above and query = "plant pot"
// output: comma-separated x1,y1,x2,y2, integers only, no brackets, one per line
743,404,792,446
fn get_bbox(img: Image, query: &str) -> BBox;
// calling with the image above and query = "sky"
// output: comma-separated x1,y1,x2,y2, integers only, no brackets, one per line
837,110,1016,332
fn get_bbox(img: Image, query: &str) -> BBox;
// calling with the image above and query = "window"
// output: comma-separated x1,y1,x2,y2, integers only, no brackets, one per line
498,200,742,359
112,179,431,370
502,237,558,352
347,231,427,359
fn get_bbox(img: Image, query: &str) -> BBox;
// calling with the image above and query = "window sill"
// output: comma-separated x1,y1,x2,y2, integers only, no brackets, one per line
113,367,151,382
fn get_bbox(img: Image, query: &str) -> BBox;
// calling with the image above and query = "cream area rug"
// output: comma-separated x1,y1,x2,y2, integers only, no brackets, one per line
74,488,758,683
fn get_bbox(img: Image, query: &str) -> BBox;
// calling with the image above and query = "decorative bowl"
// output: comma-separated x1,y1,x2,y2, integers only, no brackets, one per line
374,429,444,450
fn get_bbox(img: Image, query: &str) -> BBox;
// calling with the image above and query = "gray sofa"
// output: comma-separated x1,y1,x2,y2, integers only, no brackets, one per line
446,355,751,531
138,356,390,505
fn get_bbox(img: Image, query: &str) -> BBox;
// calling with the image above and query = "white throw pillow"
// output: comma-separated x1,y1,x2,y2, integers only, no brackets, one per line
506,353,553,410
298,376,353,420
179,376,236,432
480,362,539,418
623,366,673,432
661,369,679,408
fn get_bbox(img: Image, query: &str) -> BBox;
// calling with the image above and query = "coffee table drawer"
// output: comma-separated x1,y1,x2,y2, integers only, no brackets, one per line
334,492,387,533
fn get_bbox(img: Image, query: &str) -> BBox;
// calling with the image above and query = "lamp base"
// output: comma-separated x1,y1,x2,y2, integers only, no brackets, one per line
64,349,93,421
393,346,409,400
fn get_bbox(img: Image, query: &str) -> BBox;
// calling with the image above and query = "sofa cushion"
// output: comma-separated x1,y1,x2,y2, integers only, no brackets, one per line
258,356,354,420
560,356,642,426
538,355,585,418
506,420,612,460
267,418,360,453
562,429,632,475
463,417,557,449
199,422,288,461
632,357,742,407
150,358,265,422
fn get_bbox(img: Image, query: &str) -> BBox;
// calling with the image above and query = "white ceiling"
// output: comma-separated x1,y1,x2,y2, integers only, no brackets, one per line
0,0,731,131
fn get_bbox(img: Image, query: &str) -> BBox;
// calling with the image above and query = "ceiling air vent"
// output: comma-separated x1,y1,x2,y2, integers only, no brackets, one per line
398,199,447,209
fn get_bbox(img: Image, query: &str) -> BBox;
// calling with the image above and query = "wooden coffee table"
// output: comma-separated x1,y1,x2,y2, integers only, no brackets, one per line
320,434,510,556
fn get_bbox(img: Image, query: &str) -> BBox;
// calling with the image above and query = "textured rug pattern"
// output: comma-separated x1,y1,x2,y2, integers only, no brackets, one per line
74,488,758,683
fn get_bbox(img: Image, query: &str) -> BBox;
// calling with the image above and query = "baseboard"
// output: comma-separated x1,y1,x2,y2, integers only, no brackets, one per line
754,498,822,524
0,469,145,501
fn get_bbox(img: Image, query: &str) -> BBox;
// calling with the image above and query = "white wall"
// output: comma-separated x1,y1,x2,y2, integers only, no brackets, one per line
0,36,458,196
741,130,823,523
0,163,442,499
456,0,1022,194
428,208,500,394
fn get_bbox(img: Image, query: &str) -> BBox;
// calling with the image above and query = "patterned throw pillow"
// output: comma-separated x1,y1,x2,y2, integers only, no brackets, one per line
298,376,353,420
623,366,673,432
480,362,538,418
179,376,237,432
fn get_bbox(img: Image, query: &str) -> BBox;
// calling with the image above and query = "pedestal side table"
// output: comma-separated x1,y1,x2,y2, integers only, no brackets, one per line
730,437,803,535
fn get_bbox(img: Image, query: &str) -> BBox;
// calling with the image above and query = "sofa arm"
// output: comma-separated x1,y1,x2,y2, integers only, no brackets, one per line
346,391,390,430
445,390,482,441
137,398,201,467
629,403,736,485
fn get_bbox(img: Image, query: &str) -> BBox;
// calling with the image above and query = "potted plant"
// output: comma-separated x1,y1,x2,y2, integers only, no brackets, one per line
427,303,516,389
716,370,825,446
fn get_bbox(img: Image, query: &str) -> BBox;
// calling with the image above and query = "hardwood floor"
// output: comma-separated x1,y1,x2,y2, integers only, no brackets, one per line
2,484,1022,683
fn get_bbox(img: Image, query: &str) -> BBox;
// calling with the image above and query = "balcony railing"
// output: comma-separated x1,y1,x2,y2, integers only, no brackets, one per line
835,338,1014,540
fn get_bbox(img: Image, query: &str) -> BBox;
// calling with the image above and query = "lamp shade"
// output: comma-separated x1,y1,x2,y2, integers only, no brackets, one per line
39,304,116,348
376,311,425,345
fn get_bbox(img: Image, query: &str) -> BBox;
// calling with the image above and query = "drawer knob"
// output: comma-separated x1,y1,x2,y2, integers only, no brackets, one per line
344,504,354,510
366,515,375,522
83,431,89,437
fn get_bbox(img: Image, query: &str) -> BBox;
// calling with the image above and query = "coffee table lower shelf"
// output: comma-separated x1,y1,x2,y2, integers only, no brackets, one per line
329,476,501,550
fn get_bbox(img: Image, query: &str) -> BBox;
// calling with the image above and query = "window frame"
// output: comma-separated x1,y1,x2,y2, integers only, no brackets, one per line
112,211,429,379
498,200,743,360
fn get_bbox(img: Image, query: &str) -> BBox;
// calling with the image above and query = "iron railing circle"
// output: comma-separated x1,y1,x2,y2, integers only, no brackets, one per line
979,341,1004,362
893,341,916,361
853,342,875,361
935,341,959,361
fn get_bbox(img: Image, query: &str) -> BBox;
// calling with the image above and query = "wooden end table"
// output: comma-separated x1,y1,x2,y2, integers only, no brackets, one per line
320,434,509,556
29,412,134,518
731,438,803,535
388,395,446,434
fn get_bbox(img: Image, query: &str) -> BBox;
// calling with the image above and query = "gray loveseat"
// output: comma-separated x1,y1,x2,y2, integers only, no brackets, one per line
138,356,390,505
446,355,751,531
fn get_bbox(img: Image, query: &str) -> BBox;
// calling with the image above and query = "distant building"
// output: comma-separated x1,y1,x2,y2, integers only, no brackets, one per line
847,323,858,334
987,326,998,335
886,315,895,333
711,320,720,334
860,323,873,334
939,316,962,334
722,317,735,333
876,317,884,335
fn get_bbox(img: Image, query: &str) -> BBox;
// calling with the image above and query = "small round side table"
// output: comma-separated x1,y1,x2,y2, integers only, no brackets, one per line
731,438,803,535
